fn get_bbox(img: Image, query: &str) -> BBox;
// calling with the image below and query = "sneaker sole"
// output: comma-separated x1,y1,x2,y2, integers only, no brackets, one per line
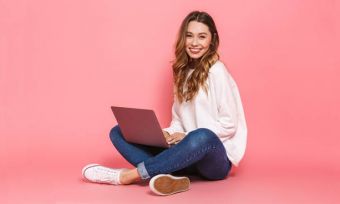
149,174,190,196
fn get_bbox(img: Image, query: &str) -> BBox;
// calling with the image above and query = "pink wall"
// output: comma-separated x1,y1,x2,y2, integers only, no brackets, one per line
1,0,339,174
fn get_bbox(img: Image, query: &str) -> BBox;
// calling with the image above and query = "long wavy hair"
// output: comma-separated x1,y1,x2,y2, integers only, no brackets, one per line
173,11,220,103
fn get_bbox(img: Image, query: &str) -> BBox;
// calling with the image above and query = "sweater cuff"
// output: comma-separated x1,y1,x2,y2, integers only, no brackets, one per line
162,127,175,135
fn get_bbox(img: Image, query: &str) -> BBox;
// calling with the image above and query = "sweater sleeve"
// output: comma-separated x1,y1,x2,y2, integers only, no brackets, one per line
205,65,239,140
162,98,185,135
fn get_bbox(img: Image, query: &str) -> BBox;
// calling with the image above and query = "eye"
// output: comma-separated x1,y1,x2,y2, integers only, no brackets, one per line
199,36,206,39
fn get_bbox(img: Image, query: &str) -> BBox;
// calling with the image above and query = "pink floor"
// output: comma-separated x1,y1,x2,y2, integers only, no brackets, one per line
2,154,339,204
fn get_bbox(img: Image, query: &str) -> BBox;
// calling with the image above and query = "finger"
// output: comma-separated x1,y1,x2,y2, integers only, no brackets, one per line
167,139,175,144
167,137,176,143
168,139,176,144
168,138,178,144
166,139,173,144
170,136,180,142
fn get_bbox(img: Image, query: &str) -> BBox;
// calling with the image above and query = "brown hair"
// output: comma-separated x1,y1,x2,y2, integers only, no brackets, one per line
173,11,220,103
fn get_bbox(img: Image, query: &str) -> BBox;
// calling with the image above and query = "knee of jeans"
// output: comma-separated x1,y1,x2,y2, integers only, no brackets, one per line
197,163,230,181
186,128,218,149
109,125,122,143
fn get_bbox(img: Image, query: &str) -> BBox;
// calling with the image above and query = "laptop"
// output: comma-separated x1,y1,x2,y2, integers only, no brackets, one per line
111,106,171,148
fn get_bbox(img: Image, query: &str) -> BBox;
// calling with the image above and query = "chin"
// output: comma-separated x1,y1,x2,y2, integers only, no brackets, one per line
187,53,204,59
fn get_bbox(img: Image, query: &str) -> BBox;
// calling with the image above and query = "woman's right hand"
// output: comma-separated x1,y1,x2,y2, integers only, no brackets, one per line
162,130,171,141
167,132,186,144
163,131,186,145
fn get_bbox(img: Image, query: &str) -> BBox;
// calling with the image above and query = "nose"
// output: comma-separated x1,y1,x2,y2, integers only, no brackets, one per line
191,37,199,46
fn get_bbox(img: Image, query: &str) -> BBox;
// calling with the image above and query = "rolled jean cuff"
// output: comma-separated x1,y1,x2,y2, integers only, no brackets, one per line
137,162,150,180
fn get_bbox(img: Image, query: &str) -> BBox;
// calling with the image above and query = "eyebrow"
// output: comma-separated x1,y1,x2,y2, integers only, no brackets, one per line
186,32,208,35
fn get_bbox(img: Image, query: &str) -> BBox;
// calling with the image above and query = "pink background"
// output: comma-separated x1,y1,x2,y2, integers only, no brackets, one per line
1,0,339,203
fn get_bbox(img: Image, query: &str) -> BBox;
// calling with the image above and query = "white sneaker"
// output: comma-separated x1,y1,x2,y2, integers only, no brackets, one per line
82,164,127,185
149,174,190,196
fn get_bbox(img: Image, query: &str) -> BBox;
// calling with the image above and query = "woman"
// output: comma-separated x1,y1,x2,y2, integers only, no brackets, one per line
82,11,247,196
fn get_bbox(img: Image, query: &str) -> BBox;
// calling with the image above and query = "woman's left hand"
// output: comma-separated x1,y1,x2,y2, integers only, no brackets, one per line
167,132,186,145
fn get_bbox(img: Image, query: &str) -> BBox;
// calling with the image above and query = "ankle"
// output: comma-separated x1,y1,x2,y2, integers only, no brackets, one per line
119,169,141,185
119,171,131,185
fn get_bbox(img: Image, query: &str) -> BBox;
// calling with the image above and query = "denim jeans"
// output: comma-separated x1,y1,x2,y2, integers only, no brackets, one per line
109,125,232,180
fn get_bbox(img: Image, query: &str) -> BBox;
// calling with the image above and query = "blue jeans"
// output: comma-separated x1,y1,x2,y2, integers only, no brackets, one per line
109,125,232,180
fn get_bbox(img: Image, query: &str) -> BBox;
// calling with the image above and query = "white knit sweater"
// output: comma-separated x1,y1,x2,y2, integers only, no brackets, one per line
163,60,247,166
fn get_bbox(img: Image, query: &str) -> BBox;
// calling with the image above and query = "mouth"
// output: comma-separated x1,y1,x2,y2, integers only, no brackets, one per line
189,47,203,54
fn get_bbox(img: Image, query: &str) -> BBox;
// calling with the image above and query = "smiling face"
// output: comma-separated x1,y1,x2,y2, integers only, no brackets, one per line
185,21,212,60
